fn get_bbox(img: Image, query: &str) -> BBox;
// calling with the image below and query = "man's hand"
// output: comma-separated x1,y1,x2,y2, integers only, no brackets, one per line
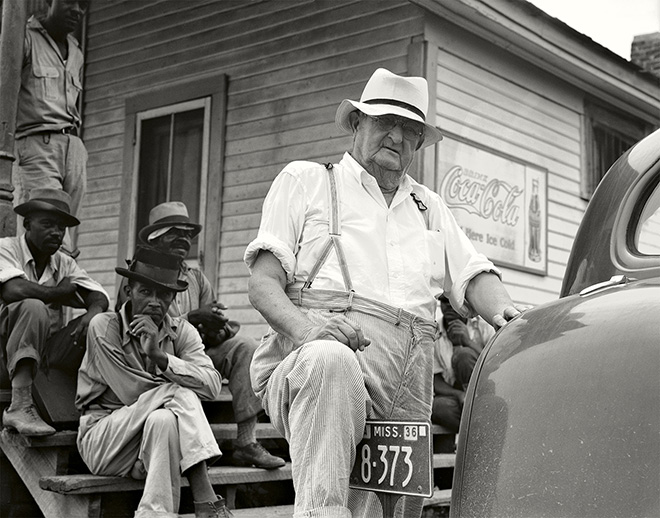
491,303,532,331
188,301,229,335
298,315,371,352
129,314,162,359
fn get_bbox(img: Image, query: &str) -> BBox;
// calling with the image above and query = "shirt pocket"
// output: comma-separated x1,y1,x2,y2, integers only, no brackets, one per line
423,229,446,286
32,65,60,101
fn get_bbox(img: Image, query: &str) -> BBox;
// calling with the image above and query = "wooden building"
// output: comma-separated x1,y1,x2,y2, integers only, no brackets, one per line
73,0,660,338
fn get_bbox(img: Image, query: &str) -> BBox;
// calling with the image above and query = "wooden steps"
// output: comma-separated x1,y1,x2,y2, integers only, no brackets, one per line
39,454,455,496
1,386,456,517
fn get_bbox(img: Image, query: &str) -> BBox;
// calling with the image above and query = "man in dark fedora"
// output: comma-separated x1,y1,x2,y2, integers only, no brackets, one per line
245,68,528,516
76,246,233,518
117,201,285,470
0,187,109,436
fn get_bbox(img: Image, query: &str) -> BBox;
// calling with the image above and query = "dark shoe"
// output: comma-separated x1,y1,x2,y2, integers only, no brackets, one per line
2,405,55,436
194,495,234,518
231,442,286,470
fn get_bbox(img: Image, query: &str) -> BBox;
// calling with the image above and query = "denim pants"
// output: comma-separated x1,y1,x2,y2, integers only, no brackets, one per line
78,383,221,518
260,305,437,518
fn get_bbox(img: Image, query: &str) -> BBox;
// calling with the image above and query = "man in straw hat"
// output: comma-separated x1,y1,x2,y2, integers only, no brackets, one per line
244,68,529,517
116,200,285,470
0,187,109,436
76,246,233,518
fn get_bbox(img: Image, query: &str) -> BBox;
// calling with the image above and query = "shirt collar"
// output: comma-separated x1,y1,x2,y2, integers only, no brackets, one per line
340,152,414,201
19,234,59,275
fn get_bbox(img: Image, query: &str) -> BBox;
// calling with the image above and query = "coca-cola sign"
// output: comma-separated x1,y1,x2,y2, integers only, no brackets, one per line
435,137,547,275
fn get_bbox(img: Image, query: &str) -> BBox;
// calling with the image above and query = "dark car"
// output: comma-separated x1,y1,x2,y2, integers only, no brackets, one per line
451,128,660,518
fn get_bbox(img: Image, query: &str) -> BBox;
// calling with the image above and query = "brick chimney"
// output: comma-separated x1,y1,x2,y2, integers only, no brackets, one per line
631,32,660,77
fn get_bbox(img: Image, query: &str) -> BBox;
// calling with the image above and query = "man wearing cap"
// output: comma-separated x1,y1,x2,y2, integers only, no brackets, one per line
14,0,90,257
0,187,109,436
116,201,285,470
244,68,528,517
76,247,233,518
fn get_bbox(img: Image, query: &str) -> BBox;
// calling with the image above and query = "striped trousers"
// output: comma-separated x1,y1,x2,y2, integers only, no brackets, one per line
258,306,437,518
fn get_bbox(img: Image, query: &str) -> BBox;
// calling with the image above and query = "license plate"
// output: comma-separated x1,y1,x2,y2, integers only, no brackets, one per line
349,420,432,498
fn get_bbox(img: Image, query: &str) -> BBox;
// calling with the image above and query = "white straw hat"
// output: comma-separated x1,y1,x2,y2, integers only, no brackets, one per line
335,68,443,148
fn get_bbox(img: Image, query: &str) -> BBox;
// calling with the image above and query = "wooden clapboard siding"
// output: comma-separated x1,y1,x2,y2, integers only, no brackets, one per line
423,15,590,306
77,0,424,323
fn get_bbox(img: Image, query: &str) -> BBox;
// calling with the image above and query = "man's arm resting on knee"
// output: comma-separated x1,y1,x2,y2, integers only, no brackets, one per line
248,250,370,352
0,277,77,304
465,272,531,331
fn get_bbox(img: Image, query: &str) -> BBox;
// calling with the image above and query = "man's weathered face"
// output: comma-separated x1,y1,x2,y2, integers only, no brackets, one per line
150,227,194,259
25,211,67,256
350,112,423,176
126,280,175,327
48,0,89,34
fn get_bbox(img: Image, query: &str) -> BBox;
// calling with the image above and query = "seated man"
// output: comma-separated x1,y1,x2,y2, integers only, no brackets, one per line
76,247,233,518
0,188,109,436
116,201,284,470
432,295,493,433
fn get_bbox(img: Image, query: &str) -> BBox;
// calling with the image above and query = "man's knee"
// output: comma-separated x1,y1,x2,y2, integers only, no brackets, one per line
452,346,478,370
299,340,361,380
144,408,178,437
8,299,49,322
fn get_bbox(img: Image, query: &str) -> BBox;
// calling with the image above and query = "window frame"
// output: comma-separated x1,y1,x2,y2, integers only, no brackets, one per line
118,74,227,294
581,100,652,201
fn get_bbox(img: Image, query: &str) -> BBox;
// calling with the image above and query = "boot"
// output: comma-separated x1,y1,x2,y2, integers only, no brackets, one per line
194,495,234,518
2,386,55,436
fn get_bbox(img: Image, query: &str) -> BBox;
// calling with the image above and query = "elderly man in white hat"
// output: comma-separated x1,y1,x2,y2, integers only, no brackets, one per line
244,68,527,517
117,201,285,470
0,188,109,436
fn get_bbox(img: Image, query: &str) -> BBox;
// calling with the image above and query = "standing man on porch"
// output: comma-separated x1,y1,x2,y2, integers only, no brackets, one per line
14,0,90,258
244,68,528,517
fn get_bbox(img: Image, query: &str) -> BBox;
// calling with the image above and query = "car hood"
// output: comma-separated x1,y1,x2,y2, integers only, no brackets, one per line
452,278,660,518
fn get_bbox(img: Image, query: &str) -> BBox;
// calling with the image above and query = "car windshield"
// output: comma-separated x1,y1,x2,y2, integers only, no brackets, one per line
636,182,660,255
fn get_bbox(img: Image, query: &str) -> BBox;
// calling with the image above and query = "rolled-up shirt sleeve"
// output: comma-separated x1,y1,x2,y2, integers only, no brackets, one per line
0,238,27,284
244,165,308,283
60,255,110,306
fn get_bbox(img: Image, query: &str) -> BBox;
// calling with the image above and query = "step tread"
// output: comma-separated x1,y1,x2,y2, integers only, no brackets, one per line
39,454,454,495
179,488,451,517
40,463,294,495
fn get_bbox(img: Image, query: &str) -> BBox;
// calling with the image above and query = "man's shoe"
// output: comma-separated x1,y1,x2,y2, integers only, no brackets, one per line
194,495,234,518
231,442,286,470
2,405,55,436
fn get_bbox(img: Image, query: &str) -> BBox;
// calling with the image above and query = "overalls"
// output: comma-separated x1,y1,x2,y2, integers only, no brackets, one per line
261,164,440,518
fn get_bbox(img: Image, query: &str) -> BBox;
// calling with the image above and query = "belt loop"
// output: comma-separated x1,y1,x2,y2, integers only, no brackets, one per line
395,308,403,326
347,290,354,310
297,288,303,307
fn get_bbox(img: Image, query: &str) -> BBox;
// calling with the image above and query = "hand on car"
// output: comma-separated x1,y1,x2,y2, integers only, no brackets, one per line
491,303,532,330
299,315,371,352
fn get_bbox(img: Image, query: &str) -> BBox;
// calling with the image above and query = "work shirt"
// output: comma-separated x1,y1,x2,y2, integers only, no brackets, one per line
16,16,83,138
75,304,222,413
0,235,109,336
244,152,498,321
